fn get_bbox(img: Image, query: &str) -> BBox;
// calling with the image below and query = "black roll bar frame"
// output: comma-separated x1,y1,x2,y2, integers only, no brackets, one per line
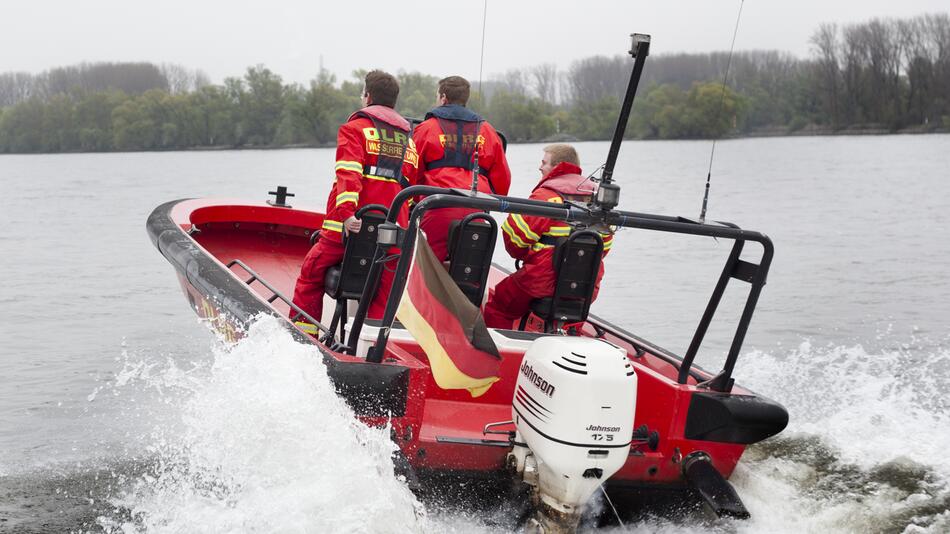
341,31,771,393
345,186,772,393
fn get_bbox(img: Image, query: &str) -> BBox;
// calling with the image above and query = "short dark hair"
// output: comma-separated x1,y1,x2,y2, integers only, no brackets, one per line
364,70,399,108
438,76,471,105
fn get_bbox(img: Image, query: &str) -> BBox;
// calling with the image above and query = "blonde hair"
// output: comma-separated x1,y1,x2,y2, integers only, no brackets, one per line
543,144,580,166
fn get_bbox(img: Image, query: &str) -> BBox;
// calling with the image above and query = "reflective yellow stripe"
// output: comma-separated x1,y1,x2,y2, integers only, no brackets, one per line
295,321,320,335
335,160,363,173
322,220,343,232
543,225,571,237
510,214,540,241
501,220,530,248
531,242,555,251
335,191,359,206
603,238,613,251
364,174,399,183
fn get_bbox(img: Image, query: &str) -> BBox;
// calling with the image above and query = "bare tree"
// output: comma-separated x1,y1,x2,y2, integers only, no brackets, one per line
811,23,841,128
531,63,558,103
495,68,529,97
194,69,212,89
566,55,629,104
161,63,194,94
0,72,35,106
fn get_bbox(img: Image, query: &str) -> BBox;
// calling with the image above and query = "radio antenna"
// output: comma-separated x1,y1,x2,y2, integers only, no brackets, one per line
700,0,745,224
478,0,488,97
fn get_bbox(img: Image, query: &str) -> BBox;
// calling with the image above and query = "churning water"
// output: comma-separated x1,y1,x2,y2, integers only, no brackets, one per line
1,135,949,532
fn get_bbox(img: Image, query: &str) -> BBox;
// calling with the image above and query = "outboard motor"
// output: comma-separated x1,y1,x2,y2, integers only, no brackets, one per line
508,336,636,532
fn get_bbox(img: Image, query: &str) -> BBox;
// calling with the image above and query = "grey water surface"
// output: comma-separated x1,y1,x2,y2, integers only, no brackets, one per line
1,135,949,532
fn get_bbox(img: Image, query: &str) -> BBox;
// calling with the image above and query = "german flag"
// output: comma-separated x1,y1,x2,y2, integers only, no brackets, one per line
396,229,502,397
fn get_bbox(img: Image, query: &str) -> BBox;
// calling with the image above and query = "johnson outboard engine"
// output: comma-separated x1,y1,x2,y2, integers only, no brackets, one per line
508,336,636,532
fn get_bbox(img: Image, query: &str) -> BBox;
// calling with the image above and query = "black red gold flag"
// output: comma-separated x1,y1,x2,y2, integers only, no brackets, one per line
396,229,501,397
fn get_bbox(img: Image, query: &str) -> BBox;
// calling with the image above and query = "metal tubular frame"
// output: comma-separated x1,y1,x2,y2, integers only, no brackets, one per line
345,187,772,393
339,31,772,392
602,33,651,185
226,259,331,335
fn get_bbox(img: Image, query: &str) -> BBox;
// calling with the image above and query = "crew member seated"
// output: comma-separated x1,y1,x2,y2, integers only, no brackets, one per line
483,144,613,330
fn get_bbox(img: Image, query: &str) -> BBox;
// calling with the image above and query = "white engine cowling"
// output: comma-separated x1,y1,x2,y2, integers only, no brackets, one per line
511,336,637,517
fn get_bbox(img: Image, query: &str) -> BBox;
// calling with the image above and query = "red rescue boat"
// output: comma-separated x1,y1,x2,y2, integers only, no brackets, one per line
147,34,787,531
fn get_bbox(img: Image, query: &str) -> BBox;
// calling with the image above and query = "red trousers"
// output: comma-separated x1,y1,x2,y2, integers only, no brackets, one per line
292,237,395,323
483,262,603,329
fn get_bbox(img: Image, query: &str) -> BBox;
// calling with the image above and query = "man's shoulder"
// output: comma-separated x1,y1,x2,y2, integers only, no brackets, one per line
530,186,562,203
342,115,374,129
413,118,441,139
479,121,503,141
416,117,440,130
338,116,374,139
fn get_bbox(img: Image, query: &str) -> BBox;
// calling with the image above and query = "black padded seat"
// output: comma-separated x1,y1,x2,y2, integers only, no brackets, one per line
446,212,497,307
524,229,604,333
322,205,388,341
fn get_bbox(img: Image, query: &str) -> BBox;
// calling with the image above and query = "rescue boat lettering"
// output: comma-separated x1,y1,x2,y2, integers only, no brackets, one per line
437,134,486,147
378,129,407,145
520,361,555,397
193,291,240,343
379,142,404,158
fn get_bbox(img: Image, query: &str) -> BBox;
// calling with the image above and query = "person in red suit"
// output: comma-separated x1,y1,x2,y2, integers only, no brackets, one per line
292,70,418,330
483,144,613,329
411,76,511,260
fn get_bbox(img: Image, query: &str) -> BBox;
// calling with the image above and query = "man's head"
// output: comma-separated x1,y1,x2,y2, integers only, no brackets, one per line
437,76,471,106
540,144,580,177
362,70,399,108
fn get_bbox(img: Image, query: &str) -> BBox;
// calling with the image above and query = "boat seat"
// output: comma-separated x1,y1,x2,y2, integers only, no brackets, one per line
323,205,388,341
446,212,497,307
521,229,604,334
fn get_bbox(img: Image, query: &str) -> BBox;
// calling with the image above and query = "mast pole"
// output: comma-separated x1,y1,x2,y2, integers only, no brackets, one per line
600,34,651,187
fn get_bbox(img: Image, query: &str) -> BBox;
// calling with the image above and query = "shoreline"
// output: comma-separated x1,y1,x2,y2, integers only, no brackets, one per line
1,128,947,156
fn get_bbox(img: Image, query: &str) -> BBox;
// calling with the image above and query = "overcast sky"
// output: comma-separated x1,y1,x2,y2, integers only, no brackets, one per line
3,0,947,85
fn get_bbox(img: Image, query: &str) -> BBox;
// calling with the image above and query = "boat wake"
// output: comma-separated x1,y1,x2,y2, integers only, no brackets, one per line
720,338,950,534
29,321,944,533
95,316,426,533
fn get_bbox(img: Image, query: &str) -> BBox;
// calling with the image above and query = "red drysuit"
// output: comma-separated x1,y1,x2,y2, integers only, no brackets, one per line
411,104,511,260
483,162,613,329
292,105,418,324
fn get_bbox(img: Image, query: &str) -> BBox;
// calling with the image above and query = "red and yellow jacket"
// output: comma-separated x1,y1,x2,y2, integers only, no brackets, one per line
321,105,419,242
410,104,510,196
501,162,614,264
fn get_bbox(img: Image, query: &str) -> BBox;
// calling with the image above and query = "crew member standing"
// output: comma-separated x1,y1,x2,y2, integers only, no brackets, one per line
411,76,511,260
483,144,612,329
292,70,418,328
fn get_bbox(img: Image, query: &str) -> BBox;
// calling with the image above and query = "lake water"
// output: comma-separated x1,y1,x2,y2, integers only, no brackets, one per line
1,135,949,532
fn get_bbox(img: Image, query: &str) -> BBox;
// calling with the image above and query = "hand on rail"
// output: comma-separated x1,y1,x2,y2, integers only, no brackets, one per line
343,216,362,235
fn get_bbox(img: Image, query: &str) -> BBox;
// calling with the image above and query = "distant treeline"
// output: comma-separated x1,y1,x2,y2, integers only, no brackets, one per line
0,13,948,153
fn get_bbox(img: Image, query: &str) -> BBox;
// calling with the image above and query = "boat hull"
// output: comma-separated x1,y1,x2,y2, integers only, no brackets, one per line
147,197,788,494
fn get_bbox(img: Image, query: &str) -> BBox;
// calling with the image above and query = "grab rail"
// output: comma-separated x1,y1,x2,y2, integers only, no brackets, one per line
226,259,331,336
349,186,773,394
